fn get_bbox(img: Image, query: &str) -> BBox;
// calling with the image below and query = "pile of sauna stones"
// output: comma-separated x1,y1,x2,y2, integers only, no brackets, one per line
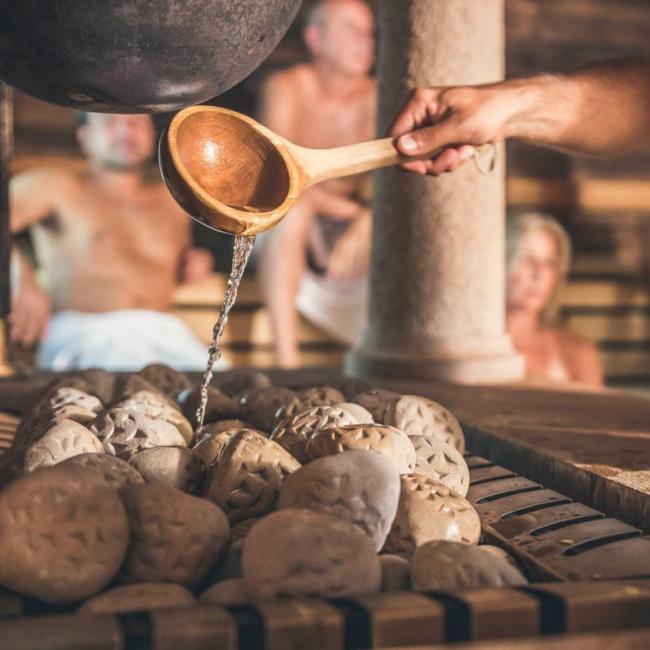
0,365,527,612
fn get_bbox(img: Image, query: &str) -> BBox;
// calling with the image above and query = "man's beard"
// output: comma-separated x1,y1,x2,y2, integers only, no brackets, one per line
95,153,149,172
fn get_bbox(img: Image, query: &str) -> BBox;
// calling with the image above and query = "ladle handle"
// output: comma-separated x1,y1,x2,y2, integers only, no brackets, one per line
296,138,494,185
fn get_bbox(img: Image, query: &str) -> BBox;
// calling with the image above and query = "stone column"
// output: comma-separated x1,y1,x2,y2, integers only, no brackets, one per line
347,0,523,383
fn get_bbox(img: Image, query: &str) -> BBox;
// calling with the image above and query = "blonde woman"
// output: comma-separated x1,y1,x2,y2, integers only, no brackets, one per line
506,212,603,388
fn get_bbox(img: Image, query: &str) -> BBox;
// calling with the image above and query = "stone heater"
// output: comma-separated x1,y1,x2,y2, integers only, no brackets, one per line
2,2,650,649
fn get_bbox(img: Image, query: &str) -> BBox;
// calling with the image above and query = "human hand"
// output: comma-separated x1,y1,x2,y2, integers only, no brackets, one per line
327,209,372,281
9,277,50,347
389,84,515,176
181,248,214,284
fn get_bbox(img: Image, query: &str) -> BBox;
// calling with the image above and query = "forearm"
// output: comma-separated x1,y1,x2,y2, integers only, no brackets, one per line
504,60,650,156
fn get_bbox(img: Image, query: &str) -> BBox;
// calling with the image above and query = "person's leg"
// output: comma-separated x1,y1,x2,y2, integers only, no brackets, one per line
258,194,316,368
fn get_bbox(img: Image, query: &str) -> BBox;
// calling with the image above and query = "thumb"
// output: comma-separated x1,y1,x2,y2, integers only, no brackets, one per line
396,121,459,158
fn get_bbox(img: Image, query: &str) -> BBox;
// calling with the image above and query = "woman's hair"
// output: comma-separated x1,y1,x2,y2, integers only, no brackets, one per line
506,211,572,325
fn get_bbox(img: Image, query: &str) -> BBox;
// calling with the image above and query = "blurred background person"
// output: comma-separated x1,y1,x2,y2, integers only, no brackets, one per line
506,212,603,388
257,0,376,368
9,112,218,371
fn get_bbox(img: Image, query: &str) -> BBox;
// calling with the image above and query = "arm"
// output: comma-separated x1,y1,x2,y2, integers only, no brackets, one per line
10,168,70,232
389,59,650,175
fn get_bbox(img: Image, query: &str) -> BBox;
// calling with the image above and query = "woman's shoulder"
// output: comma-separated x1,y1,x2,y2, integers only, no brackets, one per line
551,327,603,386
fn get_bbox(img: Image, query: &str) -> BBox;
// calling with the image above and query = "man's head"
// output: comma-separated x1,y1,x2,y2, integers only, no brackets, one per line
77,113,156,171
304,0,374,77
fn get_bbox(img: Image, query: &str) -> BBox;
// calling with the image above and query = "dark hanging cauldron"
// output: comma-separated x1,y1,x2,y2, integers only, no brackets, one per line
0,0,302,113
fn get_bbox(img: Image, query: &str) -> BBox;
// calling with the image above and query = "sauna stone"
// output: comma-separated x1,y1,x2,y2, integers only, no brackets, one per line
380,554,412,592
200,578,251,606
137,363,192,400
385,395,466,454
91,408,186,459
23,419,104,472
243,509,381,600
197,419,253,436
352,389,401,424
79,583,195,614
278,450,400,551
204,429,300,523
0,466,129,603
130,446,204,493
306,424,416,474
278,386,345,419
335,402,374,424
59,452,144,488
411,541,528,591
214,369,272,397
231,517,261,544
192,429,239,466
116,391,194,445
47,387,103,415
120,483,230,587
383,475,481,557
111,375,176,407
237,386,298,433
411,436,470,497
270,405,358,463
178,385,238,426
336,379,374,401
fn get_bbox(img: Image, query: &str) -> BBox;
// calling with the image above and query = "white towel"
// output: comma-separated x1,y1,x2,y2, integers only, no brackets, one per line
38,309,227,372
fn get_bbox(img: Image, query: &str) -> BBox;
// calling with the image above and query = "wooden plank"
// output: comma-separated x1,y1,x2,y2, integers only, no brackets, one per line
601,349,650,378
560,282,649,308
566,312,650,343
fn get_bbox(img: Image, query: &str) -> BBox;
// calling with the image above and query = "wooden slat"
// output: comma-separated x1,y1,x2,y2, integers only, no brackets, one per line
173,275,262,308
560,282,650,308
601,350,650,378
566,313,650,343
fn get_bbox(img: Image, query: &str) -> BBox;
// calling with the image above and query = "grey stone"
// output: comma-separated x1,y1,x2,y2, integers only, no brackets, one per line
306,424,416,474
0,465,129,603
411,436,470,497
200,578,250,606
383,475,481,557
270,405,358,463
79,583,195,614
130,446,204,493
380,554,411,592
120,483,230,587
279,450,400,551
243,509,381,600
204,429,300,523
91,408,186,459
59,453,144,488
385,395,466,454
411,541,528,591
23,419,105,472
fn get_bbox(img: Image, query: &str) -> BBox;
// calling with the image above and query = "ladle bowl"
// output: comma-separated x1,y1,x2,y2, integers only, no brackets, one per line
160,105,496,236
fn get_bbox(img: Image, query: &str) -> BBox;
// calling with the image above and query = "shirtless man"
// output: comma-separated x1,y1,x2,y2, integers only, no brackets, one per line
258,0,376,368
9,112,215,371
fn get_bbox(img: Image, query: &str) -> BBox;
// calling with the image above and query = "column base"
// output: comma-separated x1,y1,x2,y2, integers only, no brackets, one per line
346,337,525,384
0,320,14,378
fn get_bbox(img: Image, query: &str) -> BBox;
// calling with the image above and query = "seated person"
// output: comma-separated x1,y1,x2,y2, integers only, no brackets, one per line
257,0,376,368
506,212,603,387
9,112,219,372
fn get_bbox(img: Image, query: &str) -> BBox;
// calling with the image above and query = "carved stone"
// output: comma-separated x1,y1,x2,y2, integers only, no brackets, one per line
380,554,411,592
214,369,272,397
383,475,481,557
411,436,470,497
178,385,238,426
23,419,105,472
204,429,300,523
192,428,242,466
270,405,358,463
237,386,298,433
278,386,345,419
385,395,466,453
242,509,381,600
230,517,261,544
79,583,195,614
91,408,186,459
336,402,374,424
411,541,528,591
197,419,253,436
200,578,250,606
47,387,103,415
0,466,129,603
116,391,194,445
59,453,145,488
279,449,400,551
137,363,192,400
120,483,230,587
130,446,204,493
306,424,416,474
351,390,401,423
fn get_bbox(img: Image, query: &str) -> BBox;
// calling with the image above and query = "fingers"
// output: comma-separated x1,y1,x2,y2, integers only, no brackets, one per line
398,144,475,176
388,88,439,138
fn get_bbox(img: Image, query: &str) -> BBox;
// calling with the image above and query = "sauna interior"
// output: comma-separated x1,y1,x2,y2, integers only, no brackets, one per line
1,1,650,649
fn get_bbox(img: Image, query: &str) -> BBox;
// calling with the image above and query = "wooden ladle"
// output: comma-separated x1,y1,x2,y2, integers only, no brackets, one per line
160,105,496,236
